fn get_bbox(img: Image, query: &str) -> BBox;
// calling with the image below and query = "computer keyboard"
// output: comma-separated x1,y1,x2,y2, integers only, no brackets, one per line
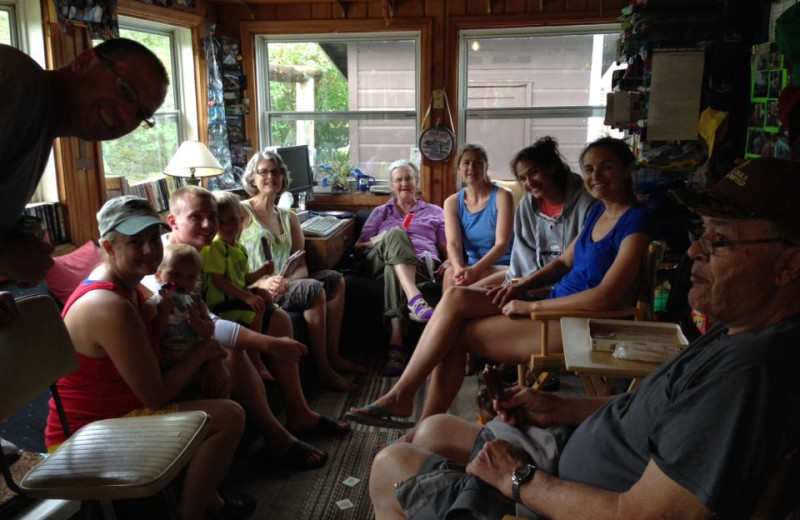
301,215,346,237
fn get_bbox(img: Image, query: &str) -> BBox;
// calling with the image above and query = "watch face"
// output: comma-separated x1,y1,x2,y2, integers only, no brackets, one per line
513,465,532,483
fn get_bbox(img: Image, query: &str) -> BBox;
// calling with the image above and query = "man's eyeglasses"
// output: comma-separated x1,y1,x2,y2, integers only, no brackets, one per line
695,237,797,256
96,53,156,129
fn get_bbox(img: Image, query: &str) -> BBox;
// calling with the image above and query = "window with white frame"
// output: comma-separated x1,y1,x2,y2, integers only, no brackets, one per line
460,25,626,180
256,34,419,181
0,2,17,46
95,21,197,183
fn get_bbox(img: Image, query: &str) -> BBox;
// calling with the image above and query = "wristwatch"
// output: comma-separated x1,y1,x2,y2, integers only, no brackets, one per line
511,463,537,502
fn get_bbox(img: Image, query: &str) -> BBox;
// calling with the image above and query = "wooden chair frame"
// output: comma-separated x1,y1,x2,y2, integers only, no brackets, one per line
519,240,667,388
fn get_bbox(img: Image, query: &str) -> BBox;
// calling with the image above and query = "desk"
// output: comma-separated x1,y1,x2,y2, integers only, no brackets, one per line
303,218,355,272
561,317,662,396
307,192,390,213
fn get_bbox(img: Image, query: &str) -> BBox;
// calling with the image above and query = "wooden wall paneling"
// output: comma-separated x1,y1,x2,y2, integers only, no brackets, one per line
543,0,566,11
446,1,466,16
311,3,333,19
396,1,425,17
117,0,204,26
275,4,314,20
565,0,588,10
254,5,278,20
526,0,543,11
466,0,491,15
367,1,382,18
344,2,369,19
504,0,527,14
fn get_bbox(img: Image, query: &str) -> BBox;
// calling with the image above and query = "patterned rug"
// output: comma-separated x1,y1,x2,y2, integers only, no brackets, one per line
236,352,479,520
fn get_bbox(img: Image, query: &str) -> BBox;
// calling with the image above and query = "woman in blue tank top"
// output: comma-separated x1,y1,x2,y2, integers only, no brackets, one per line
442,143,514,290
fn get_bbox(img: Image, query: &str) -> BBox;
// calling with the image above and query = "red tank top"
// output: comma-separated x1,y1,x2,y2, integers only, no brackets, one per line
45,280,160,447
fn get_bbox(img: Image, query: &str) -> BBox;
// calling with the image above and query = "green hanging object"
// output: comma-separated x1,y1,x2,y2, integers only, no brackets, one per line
776,3,800,85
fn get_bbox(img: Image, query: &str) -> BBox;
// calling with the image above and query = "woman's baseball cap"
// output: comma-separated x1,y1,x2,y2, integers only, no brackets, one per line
97,196,170,236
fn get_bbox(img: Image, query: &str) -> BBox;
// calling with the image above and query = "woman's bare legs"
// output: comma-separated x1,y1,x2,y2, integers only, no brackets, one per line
421,314,562,420
394,263,422,300
177,399,245,519
304,288,355,392
326,279,366,374
350,286,504,418
232,311,327,464
369,415,480,520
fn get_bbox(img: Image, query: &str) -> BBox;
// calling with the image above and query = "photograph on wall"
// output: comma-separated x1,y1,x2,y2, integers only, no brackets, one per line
765,99,780,130
768,70,785,98
747,42,788,158
750,102,765,127
752,71,769,99
747,128,764,157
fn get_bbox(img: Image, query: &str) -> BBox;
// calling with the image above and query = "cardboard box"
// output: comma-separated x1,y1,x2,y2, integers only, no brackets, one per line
588,319,688,353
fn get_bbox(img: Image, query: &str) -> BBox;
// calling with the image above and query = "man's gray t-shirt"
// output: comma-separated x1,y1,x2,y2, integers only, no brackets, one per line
0,45,56,233
558,315,800,517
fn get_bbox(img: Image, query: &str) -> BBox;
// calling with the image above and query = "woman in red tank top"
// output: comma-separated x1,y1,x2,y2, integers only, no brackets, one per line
46,196,253,519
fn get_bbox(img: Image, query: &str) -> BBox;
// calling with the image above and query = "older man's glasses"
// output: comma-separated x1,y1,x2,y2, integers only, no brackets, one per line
695,237,797,256
97,54,156,129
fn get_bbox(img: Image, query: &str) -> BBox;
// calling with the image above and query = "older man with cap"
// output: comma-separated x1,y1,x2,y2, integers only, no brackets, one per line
368,157,800,520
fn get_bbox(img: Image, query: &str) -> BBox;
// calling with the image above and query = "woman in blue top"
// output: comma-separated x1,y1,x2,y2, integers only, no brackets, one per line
348,137,654,428
442,143,514,290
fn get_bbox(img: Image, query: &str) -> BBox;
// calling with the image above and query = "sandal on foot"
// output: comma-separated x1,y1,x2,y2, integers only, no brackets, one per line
291,415,350,440
408,295,434,322
276,440,328,471
345,403,415,429
383,346,405,376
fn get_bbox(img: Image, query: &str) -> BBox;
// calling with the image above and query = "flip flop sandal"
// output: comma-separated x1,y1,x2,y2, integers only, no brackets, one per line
276,440,328,471
408,296,434,322
344,403,416,429
383,346,405,376
291,415,350,440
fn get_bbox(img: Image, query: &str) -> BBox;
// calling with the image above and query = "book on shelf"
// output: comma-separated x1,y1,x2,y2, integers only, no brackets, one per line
126,175,185,213
105,175,131,199
25,201,67,245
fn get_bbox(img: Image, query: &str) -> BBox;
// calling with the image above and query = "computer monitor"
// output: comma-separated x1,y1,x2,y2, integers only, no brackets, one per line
276,145,315,204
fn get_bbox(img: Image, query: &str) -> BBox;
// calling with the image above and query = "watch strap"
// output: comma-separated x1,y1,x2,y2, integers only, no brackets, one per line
511,463,536,502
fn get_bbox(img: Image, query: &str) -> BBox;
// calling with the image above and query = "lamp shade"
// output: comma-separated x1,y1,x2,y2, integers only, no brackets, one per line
164,140,225,185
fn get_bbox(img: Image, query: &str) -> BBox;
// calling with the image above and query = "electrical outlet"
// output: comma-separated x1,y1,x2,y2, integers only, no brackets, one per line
432,89,445,109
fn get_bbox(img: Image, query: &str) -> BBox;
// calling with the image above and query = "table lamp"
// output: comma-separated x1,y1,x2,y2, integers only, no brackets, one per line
164,140,225,186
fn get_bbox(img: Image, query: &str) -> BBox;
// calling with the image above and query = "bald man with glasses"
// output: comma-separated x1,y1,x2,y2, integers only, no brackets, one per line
0,38,167,328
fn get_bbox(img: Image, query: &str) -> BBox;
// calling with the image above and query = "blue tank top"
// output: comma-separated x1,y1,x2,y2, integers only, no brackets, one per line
549,203,652,299
458,184,513,266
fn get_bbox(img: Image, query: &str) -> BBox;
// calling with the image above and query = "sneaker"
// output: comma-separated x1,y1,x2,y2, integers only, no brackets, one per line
408,295,434,322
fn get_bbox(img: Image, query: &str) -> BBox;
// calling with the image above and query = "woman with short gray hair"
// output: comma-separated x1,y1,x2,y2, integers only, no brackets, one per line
353,160,447,375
